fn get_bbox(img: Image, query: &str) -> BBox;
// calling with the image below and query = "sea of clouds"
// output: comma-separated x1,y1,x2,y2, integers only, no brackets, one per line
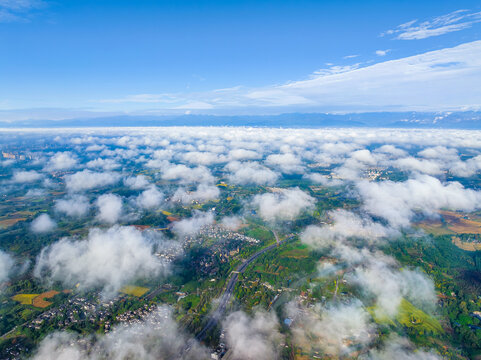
1,127,481,358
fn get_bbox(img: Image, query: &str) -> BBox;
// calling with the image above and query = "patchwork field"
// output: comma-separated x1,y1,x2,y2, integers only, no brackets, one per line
0,218,27,229
32,291,60,308
418,211,481,251
12,294,39,305
452,237,481,251
281,247,309,259
371,299,443,334
397,299,443,334
418,211,481,235
440,211,481,234
120,285,150,297
12,290,60,308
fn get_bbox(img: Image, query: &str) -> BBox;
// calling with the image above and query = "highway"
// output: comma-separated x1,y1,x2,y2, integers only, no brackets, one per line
195,235,289,341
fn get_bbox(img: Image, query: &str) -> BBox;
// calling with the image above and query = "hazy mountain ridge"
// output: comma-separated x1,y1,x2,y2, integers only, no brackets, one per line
1,111,480,128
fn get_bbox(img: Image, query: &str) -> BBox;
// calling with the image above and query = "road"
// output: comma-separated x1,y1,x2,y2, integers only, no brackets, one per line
195,235,289,341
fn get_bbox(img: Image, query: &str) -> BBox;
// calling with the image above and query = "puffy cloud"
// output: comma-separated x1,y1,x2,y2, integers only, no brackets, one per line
357,175,481,227
349,260,436,318
86,158,121,171
182,151,226,165
25,188,47,197
374,144,407,157
32,306,209,360
392,157,443,175
220,216,242,230
289,301,375,357
225,161,279,185
265,153,303,173
223,310,283,360
162,164,215,184
0,250,14,284
96,194,123,224
34,226,169,296
171,211,214,237
45,152,78,171
31,214,56,233
55,195,90,217
351,149,377,165
417,146,459,161
171,184,220,204
228,148,261,161
301,210,396,249
366,335,440,360
66,170,121,192
450,155,481,177
136,186,164,209
124,175,150,189
12,170,43,183
252,188,315,222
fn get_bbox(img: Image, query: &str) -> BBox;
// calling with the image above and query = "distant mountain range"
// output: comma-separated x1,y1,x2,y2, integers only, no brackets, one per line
1,111,481,129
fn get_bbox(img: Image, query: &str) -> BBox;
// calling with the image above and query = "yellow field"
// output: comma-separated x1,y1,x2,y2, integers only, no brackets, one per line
417,222,455,236
160,210,172,216
0,218,27,229
440,211,481,234
418,211,481,252
120,285,150,297
33,291,59,308
452,237,481,251
12,294,39,305
370,298,443,334
397,299,443,333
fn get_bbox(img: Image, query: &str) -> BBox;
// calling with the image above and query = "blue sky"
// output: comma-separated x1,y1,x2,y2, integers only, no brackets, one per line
1,0,481,119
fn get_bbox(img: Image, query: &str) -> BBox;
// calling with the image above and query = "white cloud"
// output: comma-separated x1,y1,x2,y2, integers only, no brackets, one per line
375,49,390,56
252,187,315,222
172,183,220,204
301,210,396,249
55,195,90,217
136,186,164,209
162,164,215,184
86,158,120,171
45,152,78,171
357,175,481,227
96,40,481,112
171,211,214,237
289,301,375,356
12,170,43,183
223,310,283,360
34,226,170,296
225,161,279,185
66,170,121,192
383,10,481,40
31,213,56,233
0,0,46,23
124,175,150,189
349,261,436,318
0,250,14,284
265,153,303,173
367,335,441,360
32,306,209,359
220,215,242,230
96,194,123,224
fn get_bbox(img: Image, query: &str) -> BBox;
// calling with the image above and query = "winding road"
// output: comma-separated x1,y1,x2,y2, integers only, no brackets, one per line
195,235,289,341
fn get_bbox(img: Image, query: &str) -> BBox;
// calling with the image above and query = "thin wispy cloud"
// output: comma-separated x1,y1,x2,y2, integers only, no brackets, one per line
97,40,481,113
383,9,481,40
375,49,390,56
0,0,47,22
